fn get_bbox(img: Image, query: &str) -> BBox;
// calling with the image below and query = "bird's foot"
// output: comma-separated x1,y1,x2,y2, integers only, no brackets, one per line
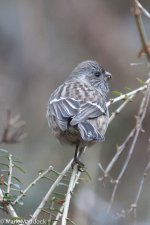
71,159,85,172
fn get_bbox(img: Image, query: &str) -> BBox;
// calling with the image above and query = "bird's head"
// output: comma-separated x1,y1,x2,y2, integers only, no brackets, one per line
70,60,112,97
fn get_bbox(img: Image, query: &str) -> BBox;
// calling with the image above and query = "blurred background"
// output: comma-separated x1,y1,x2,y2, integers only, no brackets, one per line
0,0,150,224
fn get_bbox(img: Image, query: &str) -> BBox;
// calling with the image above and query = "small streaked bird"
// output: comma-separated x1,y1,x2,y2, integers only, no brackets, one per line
46,60,111,170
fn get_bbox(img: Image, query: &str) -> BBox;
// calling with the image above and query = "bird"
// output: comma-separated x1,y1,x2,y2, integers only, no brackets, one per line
46,60,111,170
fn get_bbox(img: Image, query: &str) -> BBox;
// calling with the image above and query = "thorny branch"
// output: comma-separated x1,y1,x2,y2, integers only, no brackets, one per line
109,95,135,124
116,141,150,222
99,79,150,181
131,160,150,217
107,80,150,214
13,165,54,205
107,77,150,107
0,188,19,218
99,128,136,182
99,0,150,218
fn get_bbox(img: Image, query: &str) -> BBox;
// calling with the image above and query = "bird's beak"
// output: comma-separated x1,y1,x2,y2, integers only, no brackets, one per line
105,71,112,80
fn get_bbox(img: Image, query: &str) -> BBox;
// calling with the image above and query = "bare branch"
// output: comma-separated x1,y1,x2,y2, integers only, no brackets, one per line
7,154,13,194
133,0,150,61
133,161,150,208
107,77,150,107
135,0,150,19
107,81,150,214
109,95,134,124
99,97,136,181
100,128,136,181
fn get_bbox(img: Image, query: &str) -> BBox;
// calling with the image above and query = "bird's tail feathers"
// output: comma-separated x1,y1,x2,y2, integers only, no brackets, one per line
78,121,104,142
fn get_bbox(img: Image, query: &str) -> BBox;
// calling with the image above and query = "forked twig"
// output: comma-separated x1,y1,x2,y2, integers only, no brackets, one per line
107,81,150,214
0,188,19,218
135,0,150,19
107,77,150,107
133,0,150,61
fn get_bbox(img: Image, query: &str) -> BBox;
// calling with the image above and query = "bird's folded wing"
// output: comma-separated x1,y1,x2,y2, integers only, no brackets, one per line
70,101,105,125
78,121,105,141
49,97,106,139
49,98,79,131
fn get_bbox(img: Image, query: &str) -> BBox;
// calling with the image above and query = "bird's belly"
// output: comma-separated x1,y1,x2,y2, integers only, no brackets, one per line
53,125,92,147
57,126,81,145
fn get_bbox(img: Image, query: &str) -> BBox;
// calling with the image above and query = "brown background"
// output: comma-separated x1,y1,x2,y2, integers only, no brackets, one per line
0,1,150,224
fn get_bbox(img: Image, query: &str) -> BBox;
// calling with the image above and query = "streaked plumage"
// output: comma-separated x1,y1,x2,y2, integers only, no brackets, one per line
46,60,111,170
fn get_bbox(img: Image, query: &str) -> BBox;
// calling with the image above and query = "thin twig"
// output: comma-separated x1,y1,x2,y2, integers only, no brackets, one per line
109,95,134,124
135,0,150,19
7,154,13,194
130,160,150,213
116,156,150,223
100,128,136,180
107,131,139,214
99,97,135,180
133,0,150,61
0,188,19,218
13,165,54,205
107,77,150,107
107,82,150,214
27,160,72,224
0,151,20,220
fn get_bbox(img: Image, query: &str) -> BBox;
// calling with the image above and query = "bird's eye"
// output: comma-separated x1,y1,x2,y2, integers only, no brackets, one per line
94,71,101,77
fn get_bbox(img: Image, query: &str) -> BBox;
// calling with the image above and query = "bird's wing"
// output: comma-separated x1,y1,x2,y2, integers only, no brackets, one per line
48,96,107,141
71,101,108,141
70,101,105,125
47,97,80,131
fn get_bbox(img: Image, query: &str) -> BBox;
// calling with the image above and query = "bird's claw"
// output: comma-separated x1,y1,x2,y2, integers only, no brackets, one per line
71,159,85,172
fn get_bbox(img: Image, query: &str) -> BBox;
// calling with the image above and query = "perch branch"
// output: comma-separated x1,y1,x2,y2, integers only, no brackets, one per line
27,160,72,224
53,169,81,225
61,166,80,225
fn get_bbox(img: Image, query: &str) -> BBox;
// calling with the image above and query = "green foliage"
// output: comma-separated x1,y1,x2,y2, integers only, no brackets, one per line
124,87,133,91
136,77,145,85
112,91,123,96
0,147,91,224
